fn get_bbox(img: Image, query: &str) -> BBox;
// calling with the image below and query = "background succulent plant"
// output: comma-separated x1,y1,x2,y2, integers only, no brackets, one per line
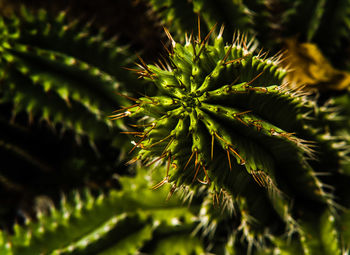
0,7,137,138
0,167,204,255
0,6,141,227
146,0,350,92
146,0,253,43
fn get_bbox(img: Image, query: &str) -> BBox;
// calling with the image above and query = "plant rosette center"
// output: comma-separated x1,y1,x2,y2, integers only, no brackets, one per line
115,27,323,204
181,92,202,109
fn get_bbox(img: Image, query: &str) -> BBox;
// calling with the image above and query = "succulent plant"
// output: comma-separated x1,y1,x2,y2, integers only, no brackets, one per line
117,26,350,253
0,7,141,226
0,7,137,141
147,0,350,76
146,0,253,42
0,167,204,255
1,1,350,254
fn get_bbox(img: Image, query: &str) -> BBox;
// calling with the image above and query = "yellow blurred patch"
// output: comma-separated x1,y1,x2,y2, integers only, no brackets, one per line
284,38,350,91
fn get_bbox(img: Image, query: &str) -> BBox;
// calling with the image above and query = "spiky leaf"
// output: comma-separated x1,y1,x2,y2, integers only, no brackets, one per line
0,7,138,140
0,167,202,255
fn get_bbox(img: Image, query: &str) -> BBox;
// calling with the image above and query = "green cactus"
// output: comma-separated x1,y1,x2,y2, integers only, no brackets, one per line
146,0,253,42
117,27,350,253
0,7,142,226
327,93,350,176
0,7,137,141
1,1,350,254
147,0,350,72
0,167,204,255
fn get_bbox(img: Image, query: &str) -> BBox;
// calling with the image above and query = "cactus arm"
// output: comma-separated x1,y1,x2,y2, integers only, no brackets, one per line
146,0,253,41
1,168,200,254
0,8,137,141
97,225,153,255
146,0,196,39
298,209,341,255
150,234,205,255
313,0,350,62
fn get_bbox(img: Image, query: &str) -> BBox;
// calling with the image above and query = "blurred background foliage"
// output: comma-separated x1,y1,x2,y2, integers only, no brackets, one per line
0,0,164,228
